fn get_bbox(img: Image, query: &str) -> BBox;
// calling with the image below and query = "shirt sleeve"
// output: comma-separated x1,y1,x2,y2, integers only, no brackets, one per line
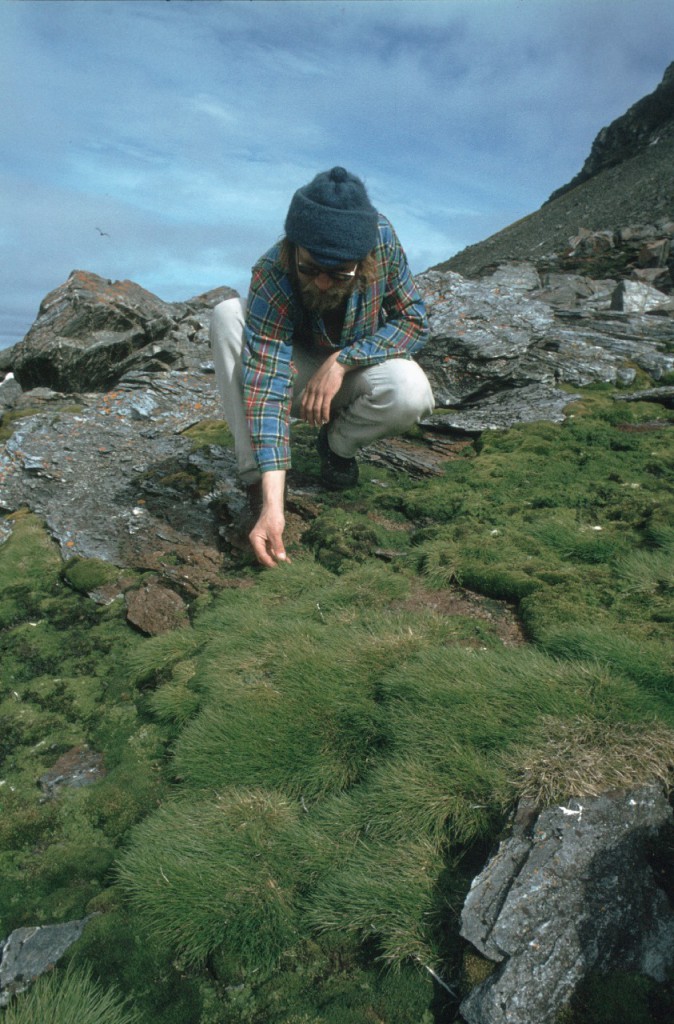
336,219,429,368
242,261,296,473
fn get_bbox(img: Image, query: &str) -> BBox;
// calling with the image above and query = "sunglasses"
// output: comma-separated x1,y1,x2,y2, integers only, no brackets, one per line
295,252,358,284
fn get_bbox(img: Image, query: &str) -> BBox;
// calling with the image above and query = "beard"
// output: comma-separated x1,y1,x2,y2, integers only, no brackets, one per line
300,279,354,314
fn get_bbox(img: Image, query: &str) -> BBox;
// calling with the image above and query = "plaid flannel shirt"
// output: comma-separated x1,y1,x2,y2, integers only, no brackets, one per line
242,214,429,473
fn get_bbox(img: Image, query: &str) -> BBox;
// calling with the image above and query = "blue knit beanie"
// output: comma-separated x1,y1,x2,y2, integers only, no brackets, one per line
285,166,379,266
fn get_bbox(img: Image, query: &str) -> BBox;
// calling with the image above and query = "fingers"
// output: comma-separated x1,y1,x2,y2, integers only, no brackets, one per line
301,387,331,427
300,358,345,426
249,516,291,569
302,385,338,426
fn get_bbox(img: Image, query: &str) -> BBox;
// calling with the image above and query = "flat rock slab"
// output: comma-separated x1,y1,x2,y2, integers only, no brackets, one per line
125,581,190,635
0,369,235,578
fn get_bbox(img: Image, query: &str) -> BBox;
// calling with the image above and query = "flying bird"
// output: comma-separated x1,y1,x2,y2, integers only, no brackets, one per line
95,227,110,237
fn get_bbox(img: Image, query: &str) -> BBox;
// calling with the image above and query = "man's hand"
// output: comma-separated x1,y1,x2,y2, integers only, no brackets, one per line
248,470,291,568
300,352,347,427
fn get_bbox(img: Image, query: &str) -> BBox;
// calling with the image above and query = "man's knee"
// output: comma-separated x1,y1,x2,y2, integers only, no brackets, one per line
377,359,434,421
210,296,245,347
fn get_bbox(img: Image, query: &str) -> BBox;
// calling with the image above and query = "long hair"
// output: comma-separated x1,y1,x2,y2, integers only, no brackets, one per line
279,238,377,290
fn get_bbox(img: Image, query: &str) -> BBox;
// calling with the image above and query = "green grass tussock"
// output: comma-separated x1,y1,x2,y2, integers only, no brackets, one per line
2,963,140,1024
306,837,445,969
118,788,302,971
505,715,674,806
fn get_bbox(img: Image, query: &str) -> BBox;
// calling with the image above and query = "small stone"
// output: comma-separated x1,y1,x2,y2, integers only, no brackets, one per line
125,582,190,635
0,917,97,1006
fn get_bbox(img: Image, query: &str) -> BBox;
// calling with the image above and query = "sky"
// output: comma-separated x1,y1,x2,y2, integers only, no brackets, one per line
1,0,673,350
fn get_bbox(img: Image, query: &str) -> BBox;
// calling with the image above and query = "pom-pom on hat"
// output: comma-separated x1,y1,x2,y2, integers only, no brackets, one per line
285,166,379,266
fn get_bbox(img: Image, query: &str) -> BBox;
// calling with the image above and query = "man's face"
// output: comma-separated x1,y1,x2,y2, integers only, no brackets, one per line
295,246,358,314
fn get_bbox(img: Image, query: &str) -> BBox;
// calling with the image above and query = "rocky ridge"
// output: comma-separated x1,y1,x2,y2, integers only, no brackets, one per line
436,61,674,281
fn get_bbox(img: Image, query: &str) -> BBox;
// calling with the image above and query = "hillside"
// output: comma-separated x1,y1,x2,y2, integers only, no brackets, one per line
436,61,674,278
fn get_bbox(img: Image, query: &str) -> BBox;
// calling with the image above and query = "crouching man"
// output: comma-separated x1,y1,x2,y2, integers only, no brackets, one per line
210,166,434,568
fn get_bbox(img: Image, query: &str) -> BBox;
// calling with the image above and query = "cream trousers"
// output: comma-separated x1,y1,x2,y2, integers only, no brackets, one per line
209,297,435,484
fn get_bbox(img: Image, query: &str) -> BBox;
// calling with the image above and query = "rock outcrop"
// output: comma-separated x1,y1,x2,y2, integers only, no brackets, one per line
460,785,674,1024
9,270,236,393
416,259,674,431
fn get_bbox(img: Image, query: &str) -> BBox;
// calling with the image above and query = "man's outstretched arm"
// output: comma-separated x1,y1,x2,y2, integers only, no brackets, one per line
248,469,290,568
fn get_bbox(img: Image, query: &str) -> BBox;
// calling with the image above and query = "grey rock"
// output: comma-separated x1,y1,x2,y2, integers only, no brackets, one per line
0,916,96,1006
423,384,577,435
567,228,616,255
531,273,617,310
610,279,674,313
417,263,674,420
39,744,106,798
460,785,674,1024
631,266,672,290
9,270,237,393
637,237,671,268
0,368,237,581
618,224,661,243
0,347,15,373
417,268,556,407
0,374,22,410
613,385,674,408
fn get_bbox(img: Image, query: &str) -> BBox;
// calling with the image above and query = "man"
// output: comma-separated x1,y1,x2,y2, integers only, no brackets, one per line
210,166,434,568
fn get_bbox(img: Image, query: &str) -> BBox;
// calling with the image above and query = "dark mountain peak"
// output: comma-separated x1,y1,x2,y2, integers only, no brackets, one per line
438,60,674,280
547,61,674,202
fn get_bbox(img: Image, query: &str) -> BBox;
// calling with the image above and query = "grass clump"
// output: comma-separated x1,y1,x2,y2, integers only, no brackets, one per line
118,788,302,971
505,715,674,806
305,837,445,969
2,963,140,1024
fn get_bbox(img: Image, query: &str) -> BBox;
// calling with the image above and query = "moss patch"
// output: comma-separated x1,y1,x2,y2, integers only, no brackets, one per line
3,387,674,1022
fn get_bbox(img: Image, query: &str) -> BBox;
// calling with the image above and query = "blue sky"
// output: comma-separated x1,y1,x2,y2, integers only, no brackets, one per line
2,0,673,349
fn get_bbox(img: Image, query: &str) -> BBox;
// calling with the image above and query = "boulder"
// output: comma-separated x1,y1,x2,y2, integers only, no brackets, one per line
38,745,106,798
10,270,236,393
460,785,674,1024
630,266,672,290
637,238,670,268
125,581,190,635
567,228,615,256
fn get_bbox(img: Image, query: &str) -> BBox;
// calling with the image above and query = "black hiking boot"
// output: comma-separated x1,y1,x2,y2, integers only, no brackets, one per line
316,425,359,490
